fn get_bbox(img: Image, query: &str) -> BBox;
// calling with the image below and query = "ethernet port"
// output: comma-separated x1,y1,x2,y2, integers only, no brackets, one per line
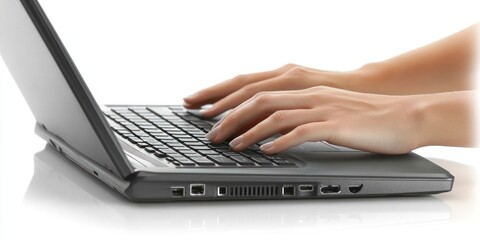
190,184,206,196
282,185,295,196
171,186,185,197
217,186,227,196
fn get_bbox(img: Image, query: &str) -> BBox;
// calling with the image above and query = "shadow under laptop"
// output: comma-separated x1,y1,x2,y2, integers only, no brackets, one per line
22,144,462,232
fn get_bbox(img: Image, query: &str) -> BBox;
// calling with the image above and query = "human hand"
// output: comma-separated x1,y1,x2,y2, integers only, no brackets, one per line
205,86,426,155
183,64,349,118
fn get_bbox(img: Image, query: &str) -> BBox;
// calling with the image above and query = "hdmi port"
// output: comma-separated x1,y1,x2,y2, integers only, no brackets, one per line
320,185,341,194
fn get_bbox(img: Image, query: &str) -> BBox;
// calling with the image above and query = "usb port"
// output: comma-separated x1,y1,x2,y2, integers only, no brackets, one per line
190,184,205,196
217,186,227,196
171,186,185,197
282,185,295,196
299,185,314,192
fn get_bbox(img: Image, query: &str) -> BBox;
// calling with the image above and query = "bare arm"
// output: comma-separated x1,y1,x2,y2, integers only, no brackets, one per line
347,24,477,95
184,24,477,118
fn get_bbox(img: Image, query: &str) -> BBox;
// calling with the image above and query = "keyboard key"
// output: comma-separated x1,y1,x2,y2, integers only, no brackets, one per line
144,147,156,153
128,137,142,144
251,157,275,166
175,157,196,166
231,156,256,166
191,157,216,166
198,150,218,155
274,159,296,166
210,156,238,166
137,142,149,148
154,151,166,158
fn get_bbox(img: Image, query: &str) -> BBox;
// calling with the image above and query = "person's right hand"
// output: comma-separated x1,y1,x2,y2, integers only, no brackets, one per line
183,64,348,118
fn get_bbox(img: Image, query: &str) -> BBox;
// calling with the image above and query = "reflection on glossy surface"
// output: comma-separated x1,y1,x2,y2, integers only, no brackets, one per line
23,145,456,231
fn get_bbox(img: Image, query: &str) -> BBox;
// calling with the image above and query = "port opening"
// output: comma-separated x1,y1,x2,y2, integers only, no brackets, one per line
320,185,341,194
171,186,185,197
217,186,227,196
282,185,295,196
93,170,98,177
190,184,205,196
299,185,314,192
348,184,363,194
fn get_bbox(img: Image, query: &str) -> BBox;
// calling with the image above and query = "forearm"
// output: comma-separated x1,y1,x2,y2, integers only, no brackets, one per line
343,24,477,95
412,91,476,148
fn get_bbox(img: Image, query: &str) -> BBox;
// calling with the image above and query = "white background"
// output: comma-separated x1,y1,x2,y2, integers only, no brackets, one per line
1,0,479,239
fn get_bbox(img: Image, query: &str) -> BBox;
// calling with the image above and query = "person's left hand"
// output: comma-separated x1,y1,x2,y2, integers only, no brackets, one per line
206,86,424,155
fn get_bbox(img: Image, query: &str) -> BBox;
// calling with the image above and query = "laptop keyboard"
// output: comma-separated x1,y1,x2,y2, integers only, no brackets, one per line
104,106,298,168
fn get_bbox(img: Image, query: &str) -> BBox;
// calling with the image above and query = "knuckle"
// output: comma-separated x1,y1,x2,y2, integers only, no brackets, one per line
281,63,297,70
241,83,259,95
252,92,271,105
285,66,307,78
233,74,249,84
223,112,239,126
270,110,289,122
294,125,312,137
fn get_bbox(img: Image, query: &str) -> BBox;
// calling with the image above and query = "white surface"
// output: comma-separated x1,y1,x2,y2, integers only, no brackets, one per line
1,0,479,239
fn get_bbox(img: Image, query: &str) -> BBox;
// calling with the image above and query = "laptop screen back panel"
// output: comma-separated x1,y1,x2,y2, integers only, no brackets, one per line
0,0,133,178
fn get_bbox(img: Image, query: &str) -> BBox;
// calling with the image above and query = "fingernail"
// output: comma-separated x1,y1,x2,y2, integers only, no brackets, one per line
260,142,274,151
205,126,220,140
229,135,243,148
199,108,209,116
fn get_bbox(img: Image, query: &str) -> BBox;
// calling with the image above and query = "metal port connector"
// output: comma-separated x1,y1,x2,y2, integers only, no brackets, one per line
190,184,206,196
320,185,341,194
217,186,227,196
171,186,185,197
282,185,295,196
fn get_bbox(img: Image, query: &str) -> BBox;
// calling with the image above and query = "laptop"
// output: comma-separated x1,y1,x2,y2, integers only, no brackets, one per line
0,0,454,202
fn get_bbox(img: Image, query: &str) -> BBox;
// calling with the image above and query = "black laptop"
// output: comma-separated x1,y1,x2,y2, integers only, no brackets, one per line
0,0,454,202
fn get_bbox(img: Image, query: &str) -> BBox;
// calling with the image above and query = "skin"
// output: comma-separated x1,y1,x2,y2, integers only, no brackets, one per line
183,24,478,154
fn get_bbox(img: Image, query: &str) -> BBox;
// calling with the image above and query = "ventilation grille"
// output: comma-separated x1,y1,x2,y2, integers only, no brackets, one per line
229,185,280,197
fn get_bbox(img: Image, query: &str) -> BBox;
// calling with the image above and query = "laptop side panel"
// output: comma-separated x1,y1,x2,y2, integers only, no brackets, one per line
0,0,133,178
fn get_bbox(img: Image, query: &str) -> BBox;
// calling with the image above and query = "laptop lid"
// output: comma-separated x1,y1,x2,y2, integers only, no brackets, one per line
0,0,133,178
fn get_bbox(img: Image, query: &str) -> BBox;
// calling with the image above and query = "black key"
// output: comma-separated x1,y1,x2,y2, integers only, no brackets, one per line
137,142,149,148
210,156,238,166
123,133,135,138
128,137,142,144
162,149,178,155
178,149,197,155
179,138,197,142
184,153,203,158
132,131,149,137
251,157,275,166
175,157,196,166
172,146,190,151
274,159,296,166
154,151,167,158
198,150,218,155
144,147,156,153
191,157,215,166
231,156,256,165
190,145,211,150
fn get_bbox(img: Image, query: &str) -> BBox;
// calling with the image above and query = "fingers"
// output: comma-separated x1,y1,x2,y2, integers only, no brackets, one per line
207,90,315,143
199,76,290,118
260,122,335,154
228,109,326,151
183,64,298,109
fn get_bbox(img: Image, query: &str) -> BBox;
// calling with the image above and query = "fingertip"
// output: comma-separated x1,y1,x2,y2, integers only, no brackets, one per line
183,93,199,103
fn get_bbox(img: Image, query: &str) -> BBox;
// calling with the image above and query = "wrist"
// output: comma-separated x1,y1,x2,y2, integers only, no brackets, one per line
406,91,475,148
339,62,388,93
